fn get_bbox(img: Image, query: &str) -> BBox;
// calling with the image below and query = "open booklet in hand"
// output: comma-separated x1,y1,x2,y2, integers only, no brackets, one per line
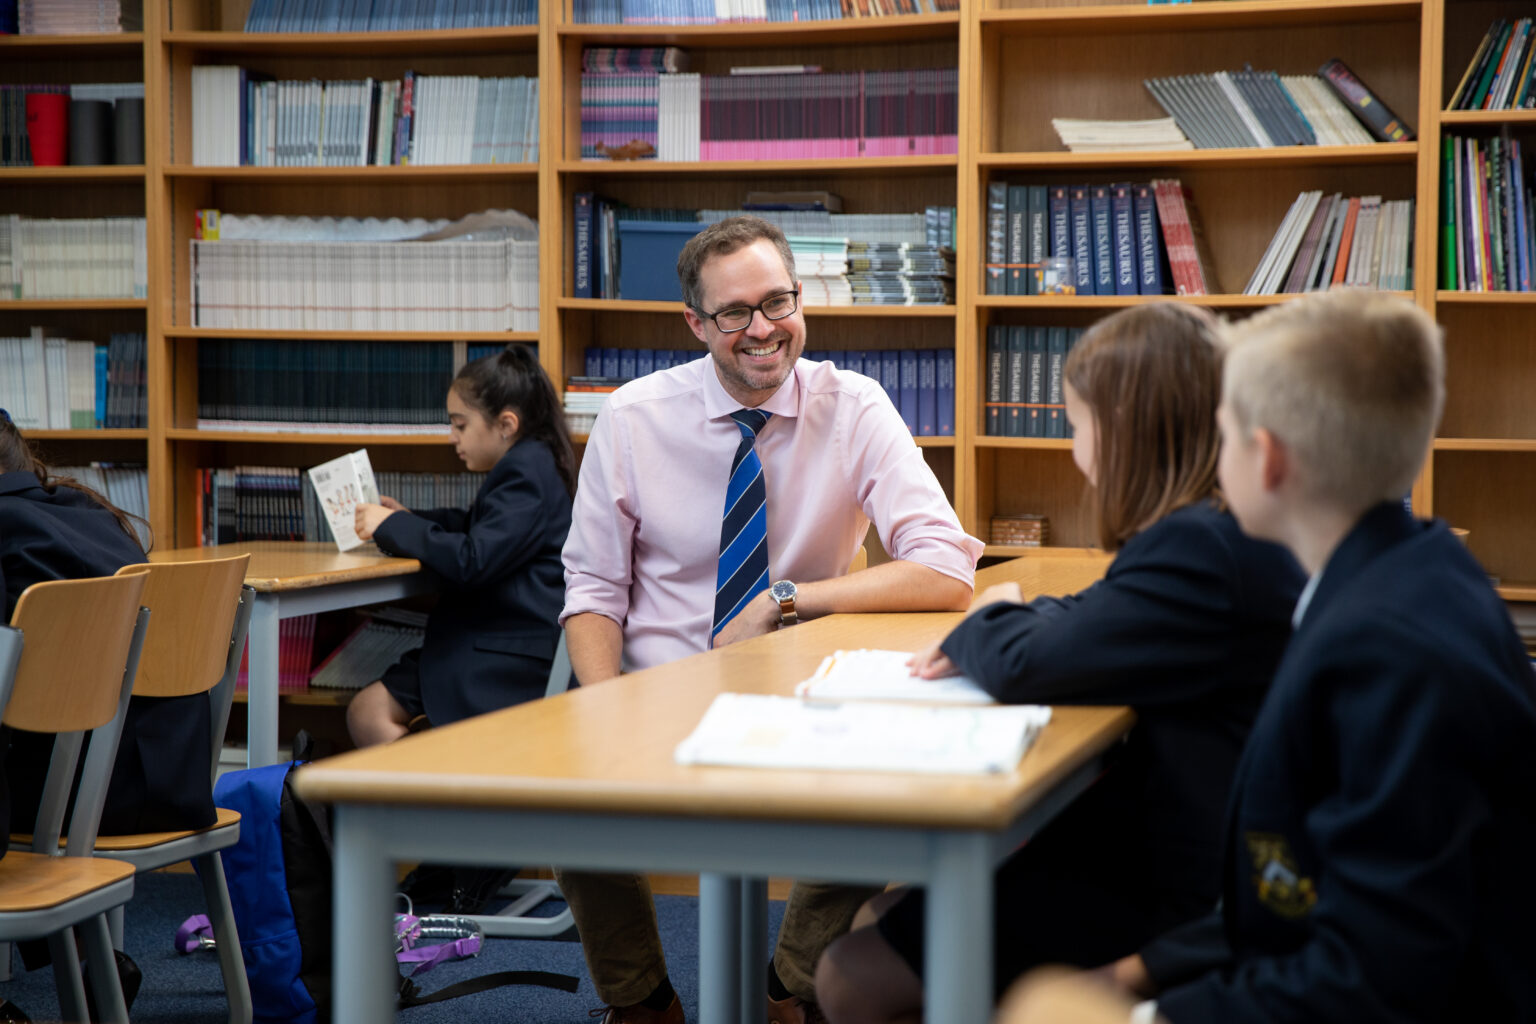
307,448,379,552
674,693,1051,775
795,648,995,704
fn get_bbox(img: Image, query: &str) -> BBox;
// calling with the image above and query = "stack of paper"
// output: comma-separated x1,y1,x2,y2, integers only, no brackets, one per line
795,648,994,704
674,693,1051,775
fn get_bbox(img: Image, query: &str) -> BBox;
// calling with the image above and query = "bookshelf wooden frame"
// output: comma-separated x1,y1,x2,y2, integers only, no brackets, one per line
14,0,1531,597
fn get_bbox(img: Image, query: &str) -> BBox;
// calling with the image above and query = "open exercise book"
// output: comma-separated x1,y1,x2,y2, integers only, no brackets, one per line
307,448,379,552
675,650,1052,775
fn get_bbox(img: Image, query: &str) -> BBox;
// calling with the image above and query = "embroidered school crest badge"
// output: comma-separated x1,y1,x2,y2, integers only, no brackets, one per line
1246,832,1317,919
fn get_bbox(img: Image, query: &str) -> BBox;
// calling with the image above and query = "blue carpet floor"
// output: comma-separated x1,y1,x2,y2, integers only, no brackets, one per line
1,870,786,1023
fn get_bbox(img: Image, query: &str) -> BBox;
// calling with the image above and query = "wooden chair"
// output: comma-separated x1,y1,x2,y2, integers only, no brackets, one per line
0,572,150,1024
94,555,255,1024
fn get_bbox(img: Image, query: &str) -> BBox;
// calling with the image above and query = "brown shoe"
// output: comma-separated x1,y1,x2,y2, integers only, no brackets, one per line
591,995,685,1024
767,992,828,1024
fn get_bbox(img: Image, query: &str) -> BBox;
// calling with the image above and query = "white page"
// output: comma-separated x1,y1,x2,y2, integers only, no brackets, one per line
794,648,995,705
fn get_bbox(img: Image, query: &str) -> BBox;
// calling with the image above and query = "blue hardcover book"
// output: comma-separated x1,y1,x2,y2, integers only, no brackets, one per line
1046,327,1067,437
916,349,937,437
984,181,1008,295
1048,185,1071,261
1070,184,1095,294
573,192,594,298
635,348,655,378
984,325,1005,437
1006,184,1029,295
95,343,108,428
600,347,621,379
1005,327,1027,438
1025,327,1047,438
880,350,901,414
843,350,864,377
1064,328,1085,437
618,348,638,381
1091,184,1115,296
1133,182,1169,295
585,346,602,377
1111,182,1137,296
898,350,919,434
935,349,955,437
1025,185,1048,296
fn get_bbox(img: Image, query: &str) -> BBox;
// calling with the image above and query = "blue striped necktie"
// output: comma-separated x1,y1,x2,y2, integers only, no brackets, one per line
713,409,772,637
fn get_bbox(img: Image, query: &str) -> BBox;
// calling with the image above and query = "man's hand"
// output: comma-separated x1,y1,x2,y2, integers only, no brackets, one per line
354,502,396,540
711,589,780,648
908,642,958,679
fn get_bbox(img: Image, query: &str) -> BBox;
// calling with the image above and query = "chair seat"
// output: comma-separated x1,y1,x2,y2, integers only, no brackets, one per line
0,852,135,913
92,807,242,851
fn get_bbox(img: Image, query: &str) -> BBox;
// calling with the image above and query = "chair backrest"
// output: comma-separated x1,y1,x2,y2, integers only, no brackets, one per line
0,572,150,855
116,556,254,787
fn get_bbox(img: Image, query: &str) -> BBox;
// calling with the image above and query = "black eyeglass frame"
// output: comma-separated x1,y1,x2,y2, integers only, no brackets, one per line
692,287,801,333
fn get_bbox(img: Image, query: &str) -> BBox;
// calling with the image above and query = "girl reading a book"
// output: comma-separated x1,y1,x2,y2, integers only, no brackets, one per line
813,304,1307,1024
347,343,575,746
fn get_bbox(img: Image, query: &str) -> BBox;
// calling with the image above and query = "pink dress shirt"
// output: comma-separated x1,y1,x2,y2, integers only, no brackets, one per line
562,355,984,672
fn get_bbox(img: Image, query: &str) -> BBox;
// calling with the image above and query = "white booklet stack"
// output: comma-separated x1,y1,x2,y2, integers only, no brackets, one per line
675,649,1052,775
307,449,379,552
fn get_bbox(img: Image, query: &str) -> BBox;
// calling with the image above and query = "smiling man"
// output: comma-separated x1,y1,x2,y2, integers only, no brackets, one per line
559,216,983,1024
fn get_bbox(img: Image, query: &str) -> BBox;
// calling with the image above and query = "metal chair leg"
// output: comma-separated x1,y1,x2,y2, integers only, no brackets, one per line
47,928,88,1024
196,851,253,1024
108,905,125,949
81,914,129,1024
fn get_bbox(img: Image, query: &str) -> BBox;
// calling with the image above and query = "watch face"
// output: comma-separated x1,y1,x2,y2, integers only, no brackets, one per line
770,580,795,601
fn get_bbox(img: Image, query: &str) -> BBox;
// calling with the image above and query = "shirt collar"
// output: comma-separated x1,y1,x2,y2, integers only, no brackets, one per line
700,356,803,422
1291,571,1322,630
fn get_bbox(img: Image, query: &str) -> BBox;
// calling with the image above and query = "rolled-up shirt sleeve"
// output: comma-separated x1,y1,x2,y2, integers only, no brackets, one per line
560,402,636,628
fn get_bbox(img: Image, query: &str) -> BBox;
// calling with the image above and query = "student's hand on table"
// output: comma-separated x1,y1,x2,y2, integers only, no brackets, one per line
908,643,959,679
968,581,1024,615
711,590,780,649
1094,954,1157,1000
354,502,396,540
380,496,408,512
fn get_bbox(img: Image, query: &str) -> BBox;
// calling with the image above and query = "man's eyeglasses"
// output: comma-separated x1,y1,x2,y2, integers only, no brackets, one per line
695,289,799,333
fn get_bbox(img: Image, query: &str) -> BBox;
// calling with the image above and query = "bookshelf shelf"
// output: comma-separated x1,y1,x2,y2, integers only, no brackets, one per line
975,437,1074,451
166,430,448,445
1438,109,1536,127
976,294,1319,310
915,437,958,448
556,157,958,176
977,143,1419,169
162,26,539,55
557,298,956,317
0,299,148,311
166,328,541,342
980,0,1420,35
162,164,539,183
232,689,352,706
0,32,145,52
1432,439,1536,453
1495,584,1536,603
1435,292,1536,305
0,166,146,181
555,12,959,46
25,429,149,441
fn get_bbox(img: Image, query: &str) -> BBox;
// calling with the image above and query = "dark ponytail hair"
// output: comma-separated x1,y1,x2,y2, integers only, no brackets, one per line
452,344,577,498
0,415,151,550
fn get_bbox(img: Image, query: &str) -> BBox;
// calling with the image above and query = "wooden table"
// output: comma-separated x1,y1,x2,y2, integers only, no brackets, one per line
149,542,427,768
296,556,1129,1024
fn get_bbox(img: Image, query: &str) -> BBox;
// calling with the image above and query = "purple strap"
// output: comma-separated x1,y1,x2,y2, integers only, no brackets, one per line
175,914,214,954
397,934,483,976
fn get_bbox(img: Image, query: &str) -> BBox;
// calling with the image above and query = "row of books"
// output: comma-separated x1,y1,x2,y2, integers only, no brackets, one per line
56,464,151,549
1246,193,1415,296
572,0,954,25
983,325,1083,439
1145,62,1402,150
985,180,1218,298
198,465,485,546
573,347,957,436
2,0,135,34
196,339,504,431
236,614,317,693
243,0,537,32
189,235,539,332
0,330,148,431
191,68,539,167
1450,19,1536,111
1443,133,1533,293
0,215,148,300
309,609,428,691
581,65,959,161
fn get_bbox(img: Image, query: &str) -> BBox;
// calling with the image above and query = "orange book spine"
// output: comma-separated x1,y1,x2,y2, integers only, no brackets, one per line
1332,197,1362,285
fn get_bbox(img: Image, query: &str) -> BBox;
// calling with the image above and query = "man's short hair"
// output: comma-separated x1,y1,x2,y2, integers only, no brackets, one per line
1223,289,1444,513
676,216,798,310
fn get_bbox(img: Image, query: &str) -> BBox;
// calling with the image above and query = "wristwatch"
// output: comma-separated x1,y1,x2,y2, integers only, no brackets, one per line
769,579,799,626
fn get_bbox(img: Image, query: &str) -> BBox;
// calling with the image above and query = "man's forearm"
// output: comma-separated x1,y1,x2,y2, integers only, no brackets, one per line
794,559,971,620
564,611,624,686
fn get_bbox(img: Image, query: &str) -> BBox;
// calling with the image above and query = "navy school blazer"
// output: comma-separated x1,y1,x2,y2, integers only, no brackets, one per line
941,499,1305,909
371,437,572,726
0,470,218,842
1143,502,1536,1023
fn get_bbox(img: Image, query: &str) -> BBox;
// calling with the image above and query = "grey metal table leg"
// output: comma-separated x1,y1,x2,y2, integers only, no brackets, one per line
332,807,397,1024
925,833,994,1024
246,596,281,769
700,873,744,1024
739,877,768,1024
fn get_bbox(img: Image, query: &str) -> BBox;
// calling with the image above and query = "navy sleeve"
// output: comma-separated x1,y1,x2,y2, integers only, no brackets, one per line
371,456,555,588
939,513,1249,706
1158,642,1499,1023
1138,912,1231,991
409,506,469,532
